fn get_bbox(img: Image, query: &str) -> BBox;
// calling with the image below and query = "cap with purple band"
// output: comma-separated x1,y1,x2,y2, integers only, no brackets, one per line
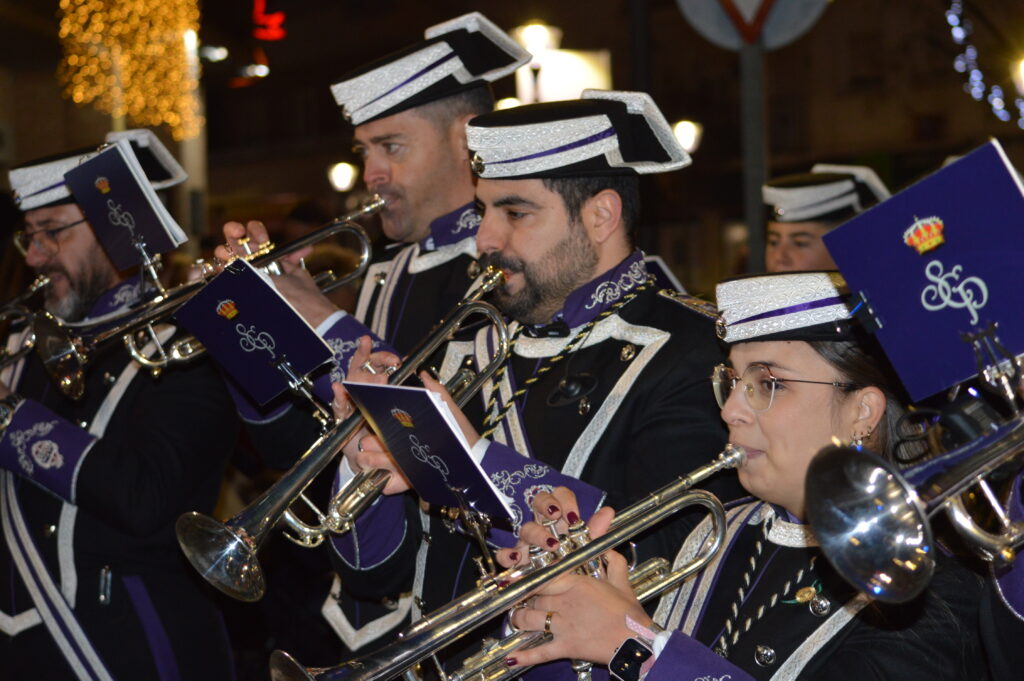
715,271,853,344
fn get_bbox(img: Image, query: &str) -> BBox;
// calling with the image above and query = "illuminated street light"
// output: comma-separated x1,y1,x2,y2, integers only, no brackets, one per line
673,120,703,154
328,162,358,192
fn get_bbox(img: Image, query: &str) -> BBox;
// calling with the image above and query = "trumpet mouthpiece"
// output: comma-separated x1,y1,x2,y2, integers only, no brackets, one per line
722,443,747,467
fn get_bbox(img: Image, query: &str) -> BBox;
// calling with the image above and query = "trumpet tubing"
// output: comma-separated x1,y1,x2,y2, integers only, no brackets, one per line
806,413,1024,603
268,445,746,681
177,267,510,602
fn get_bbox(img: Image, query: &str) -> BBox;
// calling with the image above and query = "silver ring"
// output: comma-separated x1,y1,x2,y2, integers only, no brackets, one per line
361,360,378,375
508,601,529,633
544,611,554,634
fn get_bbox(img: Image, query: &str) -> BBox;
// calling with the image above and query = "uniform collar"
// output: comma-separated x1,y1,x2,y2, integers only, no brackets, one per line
85,276,145,321
418,202,480,252
539,250,648,332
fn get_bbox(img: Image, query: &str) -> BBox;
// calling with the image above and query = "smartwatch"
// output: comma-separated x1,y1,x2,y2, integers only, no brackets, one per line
609,637,654,681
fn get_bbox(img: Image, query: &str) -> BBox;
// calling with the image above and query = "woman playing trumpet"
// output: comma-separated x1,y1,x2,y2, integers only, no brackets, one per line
495,271,985,681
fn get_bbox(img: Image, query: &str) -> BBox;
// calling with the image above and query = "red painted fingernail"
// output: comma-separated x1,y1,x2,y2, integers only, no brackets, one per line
508,551,519,562
566,511,580,524
546,537,559,548
505,658,518,667
547,505,559,515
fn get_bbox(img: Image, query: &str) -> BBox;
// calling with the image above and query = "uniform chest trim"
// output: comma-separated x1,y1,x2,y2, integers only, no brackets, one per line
407,236,477,274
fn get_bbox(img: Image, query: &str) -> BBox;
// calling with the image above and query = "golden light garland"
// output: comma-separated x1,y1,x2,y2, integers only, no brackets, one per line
58,0,203,140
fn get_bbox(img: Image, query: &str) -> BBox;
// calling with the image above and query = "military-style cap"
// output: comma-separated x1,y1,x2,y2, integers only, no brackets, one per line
715,271,852,344
763,164,890,223
330,12,529,126
9,128,186,211
466,89,690,180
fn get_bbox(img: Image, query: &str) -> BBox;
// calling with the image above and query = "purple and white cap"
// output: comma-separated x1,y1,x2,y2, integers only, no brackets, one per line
466,90,690,179
715,271,852,344
9,128,186,211
330,13,529,127
763,163,890,224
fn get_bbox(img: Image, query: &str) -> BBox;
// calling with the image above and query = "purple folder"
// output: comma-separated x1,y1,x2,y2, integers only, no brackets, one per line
343,381,514,522
824,140,1024,401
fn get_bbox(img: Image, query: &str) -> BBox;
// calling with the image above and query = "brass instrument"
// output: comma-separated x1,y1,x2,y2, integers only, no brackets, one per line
0,275,51,370
268,445,747,681
176,267,511,603
805,415,1024,603
3,197,383,400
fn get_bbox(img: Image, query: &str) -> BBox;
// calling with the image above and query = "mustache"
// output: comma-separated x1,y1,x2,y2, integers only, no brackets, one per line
367,184,405,204
479,252,524,275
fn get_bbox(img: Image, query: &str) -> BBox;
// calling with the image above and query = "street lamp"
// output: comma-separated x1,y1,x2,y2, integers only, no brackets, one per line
672,120,703,154
328,162,358,192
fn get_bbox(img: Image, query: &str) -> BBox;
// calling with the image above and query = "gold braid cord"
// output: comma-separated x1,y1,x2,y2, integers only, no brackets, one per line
58,0,203,140
480,278,653,439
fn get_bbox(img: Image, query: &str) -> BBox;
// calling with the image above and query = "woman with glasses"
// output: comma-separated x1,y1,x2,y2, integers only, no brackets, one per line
495,271,984,681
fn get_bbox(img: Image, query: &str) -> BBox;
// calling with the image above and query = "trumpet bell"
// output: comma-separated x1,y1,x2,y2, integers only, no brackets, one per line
805,444,934,604
175,512,266,602
269,651,317,681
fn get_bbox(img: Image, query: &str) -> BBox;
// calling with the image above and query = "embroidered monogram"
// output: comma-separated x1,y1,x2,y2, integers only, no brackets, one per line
9,420,58,475
490,463,550,530
328,338,360,382
453,209,481,234
111,284,142,307
585,260,647,309
30,440,64,470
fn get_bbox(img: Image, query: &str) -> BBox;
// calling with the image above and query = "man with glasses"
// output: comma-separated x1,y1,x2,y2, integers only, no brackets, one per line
0,133,239,681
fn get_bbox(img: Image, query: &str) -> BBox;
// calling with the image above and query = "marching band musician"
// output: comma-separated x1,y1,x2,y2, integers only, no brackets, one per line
215,12,531,466
763,165,889,273
982,471,1024,680
326,90,743,666
494,271,986,681
0,136,239,680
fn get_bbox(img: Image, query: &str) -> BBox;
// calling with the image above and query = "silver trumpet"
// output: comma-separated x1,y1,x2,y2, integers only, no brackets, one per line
0,275,51,370
2,197,384,400
268,444,747,681
805,414,1024,603
176,267,510,603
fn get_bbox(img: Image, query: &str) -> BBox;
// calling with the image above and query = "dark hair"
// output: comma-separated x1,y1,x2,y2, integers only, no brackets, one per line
541,175,639,241
809,337,926,463
414,84,494,131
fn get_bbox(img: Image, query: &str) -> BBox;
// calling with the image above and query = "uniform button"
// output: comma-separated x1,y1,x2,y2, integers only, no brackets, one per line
103,372,116,386
43,524,57,538
577,396,591,416
79,421,89,428
414,597,426,611
620,344,636,362
422,532,432,545
810,594,832,617
375,272,387,286
754,645,776,667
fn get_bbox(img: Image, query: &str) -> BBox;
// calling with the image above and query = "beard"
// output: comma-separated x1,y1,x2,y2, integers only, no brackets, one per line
482,222,598,325
41,254,118,323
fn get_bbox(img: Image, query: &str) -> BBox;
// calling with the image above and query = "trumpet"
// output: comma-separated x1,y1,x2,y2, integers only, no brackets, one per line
0,275,51,370
2,197,383,400
268,445,747,681
805,414,1024,604
176,266,511,603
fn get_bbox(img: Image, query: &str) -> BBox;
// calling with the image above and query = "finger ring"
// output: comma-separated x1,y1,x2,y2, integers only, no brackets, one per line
361,360,378,375
508,601,529,633
544,611,554,634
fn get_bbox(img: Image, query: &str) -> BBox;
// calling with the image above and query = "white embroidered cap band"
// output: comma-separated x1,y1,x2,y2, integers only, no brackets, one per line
467,90,690,179
10,128,187,211
763,164,890,223
715,272,851,344
330,12,529,126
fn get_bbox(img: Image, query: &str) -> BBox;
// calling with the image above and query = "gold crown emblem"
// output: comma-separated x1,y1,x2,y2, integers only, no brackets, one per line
903,216,945,254
216,299,239,319
390,407,414,429
94,176,111,194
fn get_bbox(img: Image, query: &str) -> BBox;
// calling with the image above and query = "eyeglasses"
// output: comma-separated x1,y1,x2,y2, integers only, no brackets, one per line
12,219,86,257
711,363,859,412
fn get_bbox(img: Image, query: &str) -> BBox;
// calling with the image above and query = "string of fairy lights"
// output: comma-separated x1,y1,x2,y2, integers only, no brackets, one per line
57,0,203,140
945,1,1024,129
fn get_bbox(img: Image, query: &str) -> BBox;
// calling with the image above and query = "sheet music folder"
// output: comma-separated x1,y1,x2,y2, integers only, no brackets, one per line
64,138,187,270
342,381,514,522
174,259,333,405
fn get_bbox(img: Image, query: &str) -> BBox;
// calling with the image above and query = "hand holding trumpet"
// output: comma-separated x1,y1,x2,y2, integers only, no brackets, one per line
494,488,653,668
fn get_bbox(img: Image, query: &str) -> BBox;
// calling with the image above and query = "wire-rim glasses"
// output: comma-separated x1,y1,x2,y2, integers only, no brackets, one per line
711,363,859,412
13,219,87,257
